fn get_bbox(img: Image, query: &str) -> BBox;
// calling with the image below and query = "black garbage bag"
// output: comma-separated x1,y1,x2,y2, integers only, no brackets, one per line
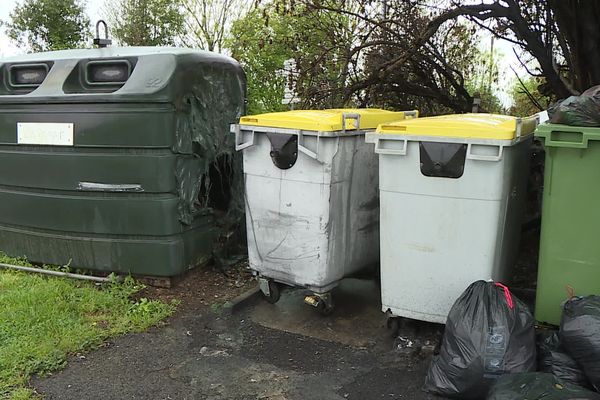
560,296,600,391
548,85,600,127
538,331,590,388
424,281,536,399
487,372,600,400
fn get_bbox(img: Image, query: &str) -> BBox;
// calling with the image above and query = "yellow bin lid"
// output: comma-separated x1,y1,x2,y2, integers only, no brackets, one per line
239,108,418,132
376,113,538,140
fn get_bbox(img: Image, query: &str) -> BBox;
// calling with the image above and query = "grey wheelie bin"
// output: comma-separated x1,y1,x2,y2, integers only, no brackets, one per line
232,109,418,313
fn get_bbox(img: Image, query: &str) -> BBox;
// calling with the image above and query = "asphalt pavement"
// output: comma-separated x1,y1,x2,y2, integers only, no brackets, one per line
33,278,444,400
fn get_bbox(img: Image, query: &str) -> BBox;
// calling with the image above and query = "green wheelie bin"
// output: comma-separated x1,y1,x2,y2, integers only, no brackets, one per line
535,123,600,325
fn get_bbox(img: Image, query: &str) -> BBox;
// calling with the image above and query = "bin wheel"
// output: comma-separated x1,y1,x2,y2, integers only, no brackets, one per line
316,301,334,316
261,281,281,304
304,293,334,315
387,317,401,338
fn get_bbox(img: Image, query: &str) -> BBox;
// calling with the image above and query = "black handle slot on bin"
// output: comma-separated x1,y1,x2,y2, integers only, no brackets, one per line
3,62,53,94
63,58,137,94
420,142,467,178
267,133,298,170
85,60,131,85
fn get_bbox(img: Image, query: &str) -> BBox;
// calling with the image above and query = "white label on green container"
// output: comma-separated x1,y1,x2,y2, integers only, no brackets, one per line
17,122,74,146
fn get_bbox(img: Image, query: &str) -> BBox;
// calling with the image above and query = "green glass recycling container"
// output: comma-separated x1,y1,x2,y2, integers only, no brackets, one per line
0,47,245,276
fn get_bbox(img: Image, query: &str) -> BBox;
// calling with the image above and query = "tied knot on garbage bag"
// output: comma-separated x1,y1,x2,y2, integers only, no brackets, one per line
423,280,536,399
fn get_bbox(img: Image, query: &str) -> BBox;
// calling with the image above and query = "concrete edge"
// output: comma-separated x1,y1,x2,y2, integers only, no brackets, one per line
222,285,261,315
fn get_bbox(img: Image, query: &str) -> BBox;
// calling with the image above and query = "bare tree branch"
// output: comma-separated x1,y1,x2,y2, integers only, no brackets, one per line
510,66,544,110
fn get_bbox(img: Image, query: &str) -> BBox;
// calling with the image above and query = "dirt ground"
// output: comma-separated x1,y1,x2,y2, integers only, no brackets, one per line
137,261,257,312
30,265,445,400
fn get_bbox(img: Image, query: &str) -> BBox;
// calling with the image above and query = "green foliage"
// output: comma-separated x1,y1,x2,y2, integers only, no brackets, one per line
509,77,552,117
227,7,289,114
464,42,505,114
0,253,176,398
227,1,356,114
5,0,90,52
105,0,185,46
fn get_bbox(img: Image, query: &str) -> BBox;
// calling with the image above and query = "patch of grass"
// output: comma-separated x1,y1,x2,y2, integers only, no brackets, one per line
0,253,177,399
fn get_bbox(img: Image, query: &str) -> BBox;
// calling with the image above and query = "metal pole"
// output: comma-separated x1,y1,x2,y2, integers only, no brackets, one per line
488,36,495,92
0,262,119,283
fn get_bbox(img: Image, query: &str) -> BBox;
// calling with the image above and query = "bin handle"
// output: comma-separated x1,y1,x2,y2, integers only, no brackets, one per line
466,143,503,162
231,124,322,160
515,114,539,139
373,137,408,156
231,124,255,151
545,130,588,149
403,110,419,119
297,131,319,160
341,113,361,133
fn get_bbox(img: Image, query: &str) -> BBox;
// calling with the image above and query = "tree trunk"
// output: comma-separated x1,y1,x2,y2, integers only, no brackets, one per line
550,0,600,93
